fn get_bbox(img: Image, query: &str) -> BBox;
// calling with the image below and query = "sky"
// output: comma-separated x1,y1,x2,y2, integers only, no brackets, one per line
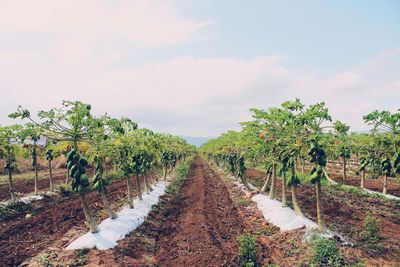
0,0,399,137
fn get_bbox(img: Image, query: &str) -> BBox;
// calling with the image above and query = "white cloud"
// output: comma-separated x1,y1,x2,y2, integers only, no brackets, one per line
0,1,398,136
1,48,399,136
0,0,211,65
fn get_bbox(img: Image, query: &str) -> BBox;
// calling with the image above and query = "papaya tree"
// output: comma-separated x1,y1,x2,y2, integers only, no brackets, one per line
20,123,42,195
131,152,144,201
308,138,328,230
359,156,369,188
302,102,332,230
236,153,251,190
287,157,302,216
333,121,351,182
45,149,55,191
87,116,118,219
9,101,100,233
161,151,176,180
0,125,23,202
109,117,138,208
140,150,154,194
363,109,399,194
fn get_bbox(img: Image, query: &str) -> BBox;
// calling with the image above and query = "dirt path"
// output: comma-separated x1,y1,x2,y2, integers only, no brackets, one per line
0,173,155,266
63,156,244,267
154,157,244,266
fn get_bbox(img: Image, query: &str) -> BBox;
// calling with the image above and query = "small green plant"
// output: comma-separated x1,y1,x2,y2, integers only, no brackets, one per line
237,233,258,267
165,159,192,195
309,235,342,267
36,251,56,267
360,211,381,245
234,197,250,208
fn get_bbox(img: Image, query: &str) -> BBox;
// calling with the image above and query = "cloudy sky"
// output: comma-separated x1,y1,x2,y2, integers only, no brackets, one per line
0,0,399,137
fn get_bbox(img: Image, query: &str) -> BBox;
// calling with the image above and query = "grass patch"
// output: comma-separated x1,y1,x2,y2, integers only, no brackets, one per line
237,233,259,267
35,251,57,267
359,211,381,248
308,235,342,267
234,196,250,208
165,159,192,196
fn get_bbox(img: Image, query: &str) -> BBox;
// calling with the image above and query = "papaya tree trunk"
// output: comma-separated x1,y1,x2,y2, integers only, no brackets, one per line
261,172,272,192
291,186,302,216
65,169,70,184
269,162,277,199
282,165,287,207
135,173,143,200
144,173,152,194
48,160,54,191
240,175,251,190
342,156,347,182
34,164,39,195
7,169,17,203
127,176,134,208
301,158,305,174
360,169,365,189
79,192,99,233
383,174,388,194
163,167,167,180
100,190,118,219
315,181,325,230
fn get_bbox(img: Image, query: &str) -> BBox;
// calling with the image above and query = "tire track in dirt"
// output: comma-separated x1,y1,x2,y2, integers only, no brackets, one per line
0,173,156,266
154,156,243,266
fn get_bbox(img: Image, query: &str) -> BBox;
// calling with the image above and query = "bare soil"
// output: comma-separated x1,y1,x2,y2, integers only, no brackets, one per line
245,168,400,266
0,173,156,266
330,173,400,197
52,157,247,267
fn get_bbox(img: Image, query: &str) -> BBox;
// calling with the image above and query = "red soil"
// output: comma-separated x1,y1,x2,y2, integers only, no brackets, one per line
245,168,400,265
330,173,400,197
59,157,245,267
0,173,155,266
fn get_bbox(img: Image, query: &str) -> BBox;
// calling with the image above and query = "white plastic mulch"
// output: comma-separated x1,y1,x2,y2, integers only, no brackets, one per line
66,180,169,250
362,188,400,200
0,195,44,206
251,194,318,231
228,175,318,231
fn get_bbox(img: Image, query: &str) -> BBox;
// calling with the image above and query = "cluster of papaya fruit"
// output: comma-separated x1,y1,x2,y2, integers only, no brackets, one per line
67,149,90,193
92,155,108,193
45,149,54,162
308,142,327,184
394,152,400,174
380,157,392,176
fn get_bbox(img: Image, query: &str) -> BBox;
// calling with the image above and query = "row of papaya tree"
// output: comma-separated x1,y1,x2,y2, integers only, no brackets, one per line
200,99,399,230
0,101,195,233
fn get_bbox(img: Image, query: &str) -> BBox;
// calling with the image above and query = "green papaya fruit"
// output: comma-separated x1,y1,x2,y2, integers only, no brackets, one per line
67,149,76,161
73,154,80,161
80,157,88,167
80,174,89,185
70,165,78,176
67,161,74,169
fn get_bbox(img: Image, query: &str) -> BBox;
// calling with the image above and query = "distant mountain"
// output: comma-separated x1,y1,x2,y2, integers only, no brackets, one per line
181,136,215,147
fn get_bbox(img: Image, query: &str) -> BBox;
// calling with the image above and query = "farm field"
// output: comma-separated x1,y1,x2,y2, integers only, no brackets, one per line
0,171,159,266
1,1,399,265
0,99,398,266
